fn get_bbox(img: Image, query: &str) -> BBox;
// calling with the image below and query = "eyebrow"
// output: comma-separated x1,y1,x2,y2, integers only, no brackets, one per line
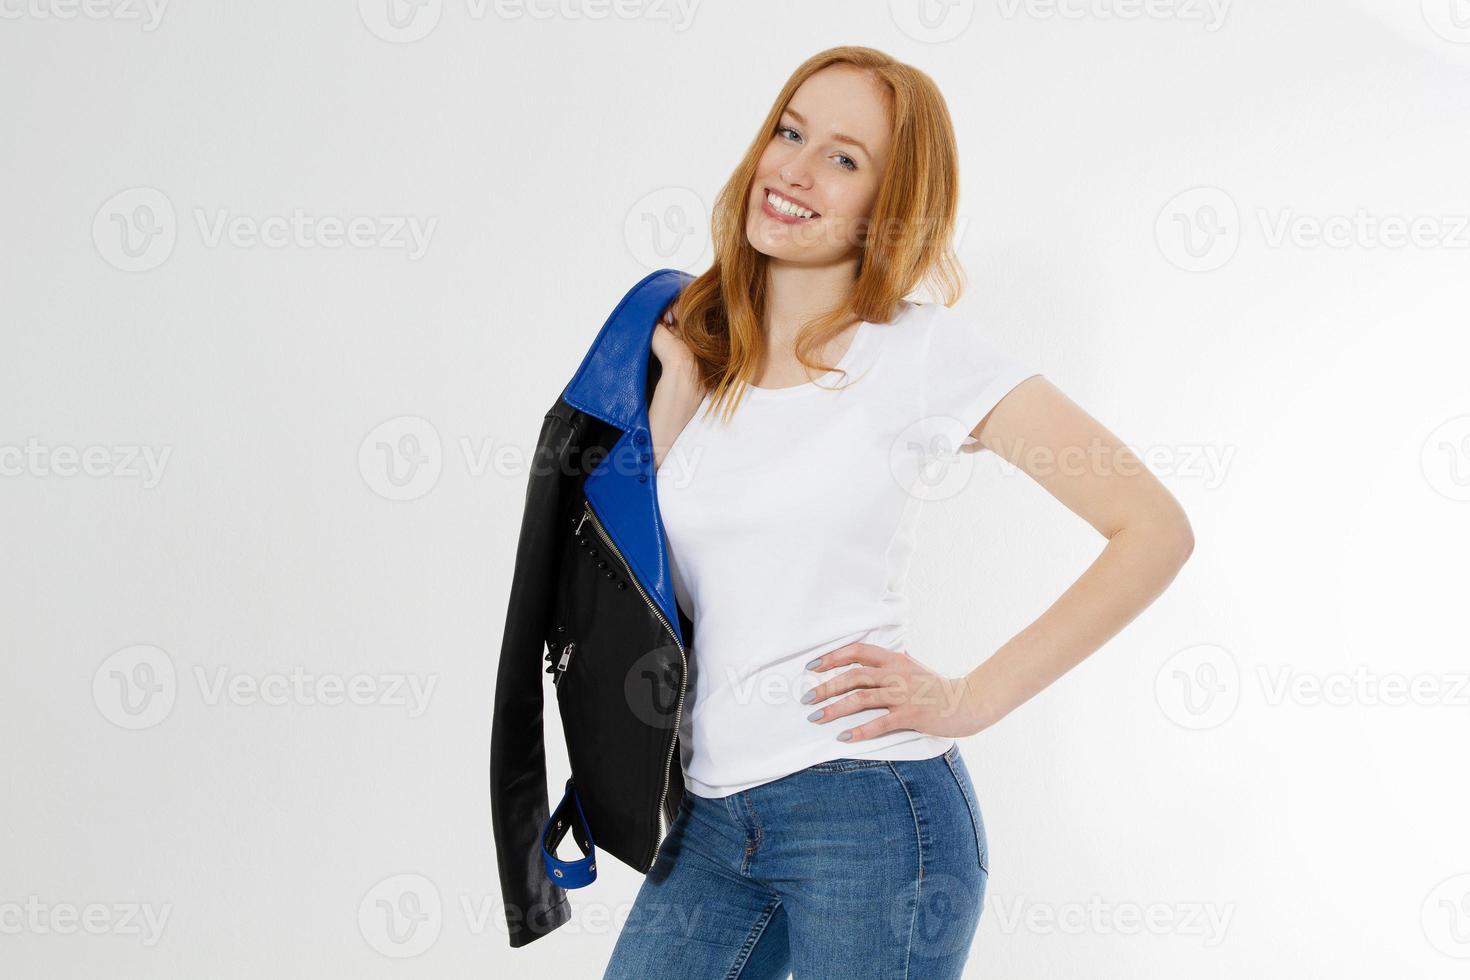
782,107,871,158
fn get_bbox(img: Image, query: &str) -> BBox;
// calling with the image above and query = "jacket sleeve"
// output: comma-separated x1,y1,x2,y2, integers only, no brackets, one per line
490,408,576,947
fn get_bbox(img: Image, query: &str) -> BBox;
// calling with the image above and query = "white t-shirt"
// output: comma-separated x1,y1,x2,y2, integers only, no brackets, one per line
654,298,1042,798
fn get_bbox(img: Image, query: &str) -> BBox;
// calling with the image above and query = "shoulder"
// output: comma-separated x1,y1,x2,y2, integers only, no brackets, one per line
911,301,1021,366
856,300,948,381
870,298,943,353
910,298,977,338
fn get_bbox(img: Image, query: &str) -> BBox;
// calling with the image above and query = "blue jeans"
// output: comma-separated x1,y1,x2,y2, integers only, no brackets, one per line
602,743,989,979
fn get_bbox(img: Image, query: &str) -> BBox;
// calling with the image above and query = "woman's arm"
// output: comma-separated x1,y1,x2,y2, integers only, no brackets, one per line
649,313,705,471
800,374,1194,744
958,375,1195,733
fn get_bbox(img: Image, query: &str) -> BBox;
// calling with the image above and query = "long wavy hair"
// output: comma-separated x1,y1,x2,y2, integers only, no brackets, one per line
667,45,965,422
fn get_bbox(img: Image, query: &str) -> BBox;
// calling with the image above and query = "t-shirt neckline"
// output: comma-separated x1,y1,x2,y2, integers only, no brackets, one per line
741,307,895,400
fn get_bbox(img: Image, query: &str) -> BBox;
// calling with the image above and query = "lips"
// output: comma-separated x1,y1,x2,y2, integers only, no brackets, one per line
761,186,821,224
765,186,819,215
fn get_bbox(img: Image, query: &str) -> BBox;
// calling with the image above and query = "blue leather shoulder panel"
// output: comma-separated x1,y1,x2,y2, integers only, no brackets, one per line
561,268,694,645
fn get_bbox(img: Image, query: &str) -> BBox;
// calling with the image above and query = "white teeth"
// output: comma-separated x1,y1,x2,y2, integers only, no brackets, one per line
767,191,815,219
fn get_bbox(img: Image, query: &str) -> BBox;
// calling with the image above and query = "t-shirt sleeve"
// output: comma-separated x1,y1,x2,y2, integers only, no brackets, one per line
918,312,1042,455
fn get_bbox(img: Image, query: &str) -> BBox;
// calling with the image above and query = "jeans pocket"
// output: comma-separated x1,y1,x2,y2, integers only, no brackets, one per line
942,746,989,875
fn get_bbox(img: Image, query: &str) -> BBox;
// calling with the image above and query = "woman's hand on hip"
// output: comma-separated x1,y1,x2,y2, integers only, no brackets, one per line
801,643,987,742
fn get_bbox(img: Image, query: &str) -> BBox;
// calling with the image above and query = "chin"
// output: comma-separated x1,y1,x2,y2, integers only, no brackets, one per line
745,221,789,260
746,216,826,263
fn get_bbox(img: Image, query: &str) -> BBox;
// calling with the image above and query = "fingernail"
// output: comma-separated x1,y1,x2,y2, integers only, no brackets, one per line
806,658,822,670
800,691,815,704
837,731,852,741
807,708,823,721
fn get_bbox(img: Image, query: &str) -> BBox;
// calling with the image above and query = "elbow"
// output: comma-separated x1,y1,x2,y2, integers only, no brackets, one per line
1114,509,1193,569
1175,521,1195,565
1164,515,1195,569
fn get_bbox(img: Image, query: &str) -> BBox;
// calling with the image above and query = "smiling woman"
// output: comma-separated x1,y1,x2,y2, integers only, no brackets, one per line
593,44,1193,980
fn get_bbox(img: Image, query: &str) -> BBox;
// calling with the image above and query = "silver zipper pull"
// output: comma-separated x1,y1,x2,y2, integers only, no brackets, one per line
574,507,590,536
553,642,575,685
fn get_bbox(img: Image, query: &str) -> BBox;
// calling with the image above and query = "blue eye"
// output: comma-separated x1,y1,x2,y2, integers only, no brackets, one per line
776,126,859,172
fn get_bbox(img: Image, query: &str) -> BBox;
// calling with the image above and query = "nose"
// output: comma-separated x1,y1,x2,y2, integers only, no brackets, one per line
779,153,814,189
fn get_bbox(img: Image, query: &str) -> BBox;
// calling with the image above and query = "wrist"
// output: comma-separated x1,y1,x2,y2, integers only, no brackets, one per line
660,356,700,388
958,666,1002,736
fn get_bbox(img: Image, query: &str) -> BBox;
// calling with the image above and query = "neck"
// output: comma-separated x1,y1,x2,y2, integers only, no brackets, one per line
761,256,861,350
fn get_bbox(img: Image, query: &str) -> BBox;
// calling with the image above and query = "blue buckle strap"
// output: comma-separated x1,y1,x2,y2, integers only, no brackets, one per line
541,778,598,888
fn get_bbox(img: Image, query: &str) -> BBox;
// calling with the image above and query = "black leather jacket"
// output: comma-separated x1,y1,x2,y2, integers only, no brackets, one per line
490,268,697,947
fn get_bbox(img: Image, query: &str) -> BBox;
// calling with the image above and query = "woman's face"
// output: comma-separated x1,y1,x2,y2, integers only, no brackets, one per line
746,64,893,265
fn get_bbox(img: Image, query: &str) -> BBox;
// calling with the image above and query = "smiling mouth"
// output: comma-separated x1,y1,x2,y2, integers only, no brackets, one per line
763,187,820,220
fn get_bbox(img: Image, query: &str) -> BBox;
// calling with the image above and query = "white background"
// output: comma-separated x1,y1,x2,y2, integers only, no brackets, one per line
2,1,1468,977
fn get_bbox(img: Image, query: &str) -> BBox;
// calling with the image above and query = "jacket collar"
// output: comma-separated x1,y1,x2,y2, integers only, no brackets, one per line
561,268,692,432
560,268,694,645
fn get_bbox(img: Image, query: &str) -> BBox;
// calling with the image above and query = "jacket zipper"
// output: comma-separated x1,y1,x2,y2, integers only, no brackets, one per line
552,641,574,687
580,497,686,863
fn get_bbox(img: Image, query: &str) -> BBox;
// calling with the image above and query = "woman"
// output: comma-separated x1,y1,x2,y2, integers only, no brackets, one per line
602,46,1193,979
